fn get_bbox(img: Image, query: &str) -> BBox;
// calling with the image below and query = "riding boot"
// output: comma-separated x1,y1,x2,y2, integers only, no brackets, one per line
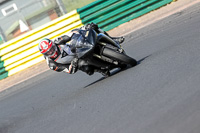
111,37,125,44
103,31,125,44
96,27,125,44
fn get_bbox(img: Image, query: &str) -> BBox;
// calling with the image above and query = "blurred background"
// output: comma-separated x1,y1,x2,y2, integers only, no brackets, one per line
0,0,95,44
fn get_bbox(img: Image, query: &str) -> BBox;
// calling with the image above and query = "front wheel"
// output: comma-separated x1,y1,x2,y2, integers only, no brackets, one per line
102,48,137,67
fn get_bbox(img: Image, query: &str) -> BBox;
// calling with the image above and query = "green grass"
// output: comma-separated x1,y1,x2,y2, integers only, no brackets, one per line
62,0,96,12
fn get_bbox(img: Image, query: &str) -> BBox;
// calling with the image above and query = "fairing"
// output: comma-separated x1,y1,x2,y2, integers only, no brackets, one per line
70,29,97,58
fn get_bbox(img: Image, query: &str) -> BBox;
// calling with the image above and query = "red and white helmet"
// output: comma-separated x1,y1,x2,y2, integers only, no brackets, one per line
38,38,58,58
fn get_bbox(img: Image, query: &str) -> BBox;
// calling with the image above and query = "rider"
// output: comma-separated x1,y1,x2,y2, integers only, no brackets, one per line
38,22,124,76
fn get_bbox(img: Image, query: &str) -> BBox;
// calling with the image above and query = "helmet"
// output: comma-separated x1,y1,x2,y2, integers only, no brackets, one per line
38,38,58,58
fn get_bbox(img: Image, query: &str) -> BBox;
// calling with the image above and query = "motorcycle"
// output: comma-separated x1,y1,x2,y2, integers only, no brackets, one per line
69,29,137,76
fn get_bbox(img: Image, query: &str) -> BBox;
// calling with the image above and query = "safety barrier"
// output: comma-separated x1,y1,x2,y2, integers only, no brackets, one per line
0,0,173,80
77,0,173,31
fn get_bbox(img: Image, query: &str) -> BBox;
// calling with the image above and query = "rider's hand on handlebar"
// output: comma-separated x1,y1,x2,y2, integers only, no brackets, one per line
71,58,78,68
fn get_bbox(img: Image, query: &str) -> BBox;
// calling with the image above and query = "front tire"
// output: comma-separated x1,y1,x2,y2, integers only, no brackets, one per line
102,48,137,67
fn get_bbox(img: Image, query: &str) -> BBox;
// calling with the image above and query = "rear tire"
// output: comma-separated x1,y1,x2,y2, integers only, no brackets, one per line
102,48,137,67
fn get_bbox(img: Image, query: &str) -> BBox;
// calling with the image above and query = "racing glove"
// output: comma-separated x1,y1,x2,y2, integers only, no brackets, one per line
69,58,79,74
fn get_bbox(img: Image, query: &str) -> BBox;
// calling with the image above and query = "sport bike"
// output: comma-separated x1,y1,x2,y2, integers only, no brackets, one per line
70,29,137,76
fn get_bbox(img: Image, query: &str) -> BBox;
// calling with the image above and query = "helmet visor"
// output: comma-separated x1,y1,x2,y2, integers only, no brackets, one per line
44,44,57,57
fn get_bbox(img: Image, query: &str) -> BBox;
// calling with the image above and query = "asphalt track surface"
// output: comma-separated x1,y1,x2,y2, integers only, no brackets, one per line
0,3,200,133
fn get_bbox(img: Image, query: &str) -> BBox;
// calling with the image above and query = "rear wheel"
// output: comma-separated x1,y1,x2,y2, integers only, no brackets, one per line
102,48,137,67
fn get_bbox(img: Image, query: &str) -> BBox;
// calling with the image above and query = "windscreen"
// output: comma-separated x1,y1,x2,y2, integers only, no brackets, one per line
69,30,93,55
